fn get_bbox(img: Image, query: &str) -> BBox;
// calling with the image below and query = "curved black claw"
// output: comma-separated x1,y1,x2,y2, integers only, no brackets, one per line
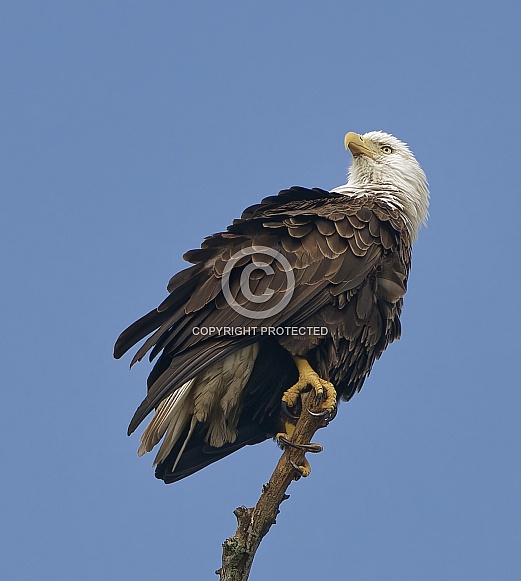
281,401,300,422
302,442,323,453
306,408,329,417
278,435,323,453
289,459,311,479
306,404,338,424
327,405,338,422
289,459,303,476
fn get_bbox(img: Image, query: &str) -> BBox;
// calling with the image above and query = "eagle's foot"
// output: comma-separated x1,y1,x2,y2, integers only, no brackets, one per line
275,433,323,454
289,458,311,479
282,356,336,414
307,403,338,423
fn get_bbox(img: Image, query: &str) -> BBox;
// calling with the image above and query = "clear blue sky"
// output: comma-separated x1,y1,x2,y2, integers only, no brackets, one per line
2,2,520,580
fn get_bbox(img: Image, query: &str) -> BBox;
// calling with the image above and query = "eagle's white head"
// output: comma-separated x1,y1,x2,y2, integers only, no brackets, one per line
339,130,429,240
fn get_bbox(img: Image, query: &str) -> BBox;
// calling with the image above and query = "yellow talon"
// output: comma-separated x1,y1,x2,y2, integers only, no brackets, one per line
276,357,336,480
282,356,337,413
275,431,292,449
290,458,311,478
275,417,296,449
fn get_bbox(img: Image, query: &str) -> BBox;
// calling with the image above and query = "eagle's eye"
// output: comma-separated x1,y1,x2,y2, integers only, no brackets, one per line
381,145,393,154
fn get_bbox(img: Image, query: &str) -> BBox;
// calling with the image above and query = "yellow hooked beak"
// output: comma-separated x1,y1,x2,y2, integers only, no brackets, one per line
344,132,374,157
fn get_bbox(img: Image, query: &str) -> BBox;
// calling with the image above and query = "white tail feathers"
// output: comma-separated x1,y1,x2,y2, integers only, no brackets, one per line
138,378,195,461
137,344,259,468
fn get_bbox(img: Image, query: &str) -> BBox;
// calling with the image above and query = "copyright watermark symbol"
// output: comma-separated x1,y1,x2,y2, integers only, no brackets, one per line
220,245,295,320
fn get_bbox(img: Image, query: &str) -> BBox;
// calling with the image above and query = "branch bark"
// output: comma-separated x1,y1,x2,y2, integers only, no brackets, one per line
216,390,331,580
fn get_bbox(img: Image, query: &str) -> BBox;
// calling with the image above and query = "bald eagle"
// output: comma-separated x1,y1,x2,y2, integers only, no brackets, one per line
114,131,429,484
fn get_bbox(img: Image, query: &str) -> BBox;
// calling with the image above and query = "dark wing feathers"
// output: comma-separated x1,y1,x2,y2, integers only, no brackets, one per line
113,309,167,361
116,187,408,435
114,264,204,360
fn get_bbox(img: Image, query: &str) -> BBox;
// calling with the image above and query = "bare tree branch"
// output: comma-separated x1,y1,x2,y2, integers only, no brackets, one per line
216,390,332,580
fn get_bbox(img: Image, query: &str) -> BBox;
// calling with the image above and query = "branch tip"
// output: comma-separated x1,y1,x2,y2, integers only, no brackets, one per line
218,390,332,580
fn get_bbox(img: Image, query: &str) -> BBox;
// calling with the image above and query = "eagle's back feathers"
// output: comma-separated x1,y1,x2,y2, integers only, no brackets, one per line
116,186,411,482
